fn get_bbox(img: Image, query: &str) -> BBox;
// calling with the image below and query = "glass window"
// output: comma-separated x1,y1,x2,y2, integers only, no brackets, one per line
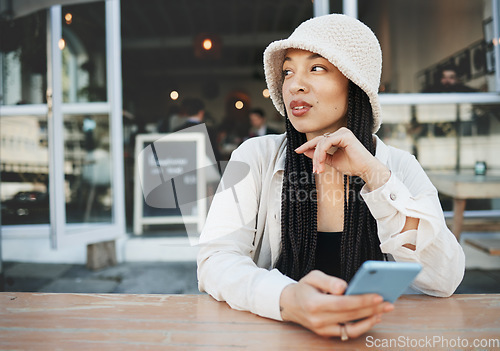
378,103,500,169
64,114,112,224
61,2,107,103
0,115,50,224
0,10,47,105
359,0,495,93
377,102,500,212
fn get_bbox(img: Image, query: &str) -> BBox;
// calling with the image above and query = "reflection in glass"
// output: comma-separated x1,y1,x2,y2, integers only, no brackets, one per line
62,2,107,103
379,103,500,169
377,103,500,211
0,11,47,105
359,0,493,93
377,104,500,211
64,114,112,223
0,115,50,224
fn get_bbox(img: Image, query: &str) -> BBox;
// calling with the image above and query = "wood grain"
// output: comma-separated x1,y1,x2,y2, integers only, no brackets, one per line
1,293,499,350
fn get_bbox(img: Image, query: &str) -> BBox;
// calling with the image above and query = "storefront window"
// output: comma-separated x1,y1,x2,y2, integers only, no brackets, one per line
1,1,123,250
64,113,112,224
359,0,495,93
0,115,50,224
378,103,500,169
377,102,500,212
0,11,47,105
61,2,107,103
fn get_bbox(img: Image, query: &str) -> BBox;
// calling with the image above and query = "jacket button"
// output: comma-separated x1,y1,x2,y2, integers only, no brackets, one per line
390,193,397,201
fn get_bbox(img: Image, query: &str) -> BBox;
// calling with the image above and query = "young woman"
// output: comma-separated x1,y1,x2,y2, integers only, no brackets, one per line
197,14,465,340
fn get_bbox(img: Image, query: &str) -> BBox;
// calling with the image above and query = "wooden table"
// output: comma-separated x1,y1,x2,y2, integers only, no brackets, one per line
1,293,499,350
464,238,500,255
427,172,500,240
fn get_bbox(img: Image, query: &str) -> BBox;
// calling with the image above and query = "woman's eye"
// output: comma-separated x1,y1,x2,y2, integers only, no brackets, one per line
312,66,326,72
283,69,292,76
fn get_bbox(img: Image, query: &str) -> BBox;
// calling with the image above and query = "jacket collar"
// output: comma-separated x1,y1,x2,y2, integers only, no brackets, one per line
273,134,287,175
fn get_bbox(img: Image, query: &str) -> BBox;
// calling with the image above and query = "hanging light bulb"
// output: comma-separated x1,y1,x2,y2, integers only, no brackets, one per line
65,13,73,25
202,38,213,51
170,91,179,100
235,101,244,110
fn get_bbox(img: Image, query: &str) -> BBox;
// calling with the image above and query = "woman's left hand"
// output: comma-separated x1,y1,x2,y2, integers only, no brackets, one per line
294,127,390,191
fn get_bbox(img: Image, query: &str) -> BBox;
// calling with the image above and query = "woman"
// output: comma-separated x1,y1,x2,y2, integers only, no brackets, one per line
197,14,465,339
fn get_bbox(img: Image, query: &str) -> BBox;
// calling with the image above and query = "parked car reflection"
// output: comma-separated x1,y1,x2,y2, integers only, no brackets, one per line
1,191,50,224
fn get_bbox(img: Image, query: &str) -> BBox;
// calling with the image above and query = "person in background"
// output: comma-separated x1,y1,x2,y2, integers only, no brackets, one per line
174,98,206,131
157,105,181,133
175,97,221,161
423,64,477,92
247,108,280,138
197,14,465,340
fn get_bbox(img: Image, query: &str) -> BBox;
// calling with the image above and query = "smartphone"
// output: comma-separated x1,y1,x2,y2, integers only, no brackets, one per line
345,260,422,303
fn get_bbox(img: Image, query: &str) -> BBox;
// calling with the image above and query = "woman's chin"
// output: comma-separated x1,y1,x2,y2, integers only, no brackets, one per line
289,123,319,135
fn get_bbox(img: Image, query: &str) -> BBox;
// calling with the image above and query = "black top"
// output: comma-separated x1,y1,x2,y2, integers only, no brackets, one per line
314,231,342,278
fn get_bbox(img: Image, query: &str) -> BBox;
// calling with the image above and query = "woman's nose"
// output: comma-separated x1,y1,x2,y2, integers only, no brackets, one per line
288,72,309,94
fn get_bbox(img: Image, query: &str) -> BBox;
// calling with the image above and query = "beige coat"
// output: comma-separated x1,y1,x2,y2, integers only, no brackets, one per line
197,133,465,321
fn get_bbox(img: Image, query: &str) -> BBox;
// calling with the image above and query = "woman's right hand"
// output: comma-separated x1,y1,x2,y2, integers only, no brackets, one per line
279,270,394,338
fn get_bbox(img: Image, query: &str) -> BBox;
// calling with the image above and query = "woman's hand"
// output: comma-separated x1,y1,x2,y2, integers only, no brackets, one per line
294,127,390,191
279,270,394,338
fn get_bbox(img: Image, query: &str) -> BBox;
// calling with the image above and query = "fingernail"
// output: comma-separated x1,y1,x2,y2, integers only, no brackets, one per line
384,303,394,312
333,282,344,294
374,295,383,303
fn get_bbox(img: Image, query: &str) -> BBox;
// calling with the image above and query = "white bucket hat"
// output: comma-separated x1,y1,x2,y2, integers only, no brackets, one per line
263,14,382,133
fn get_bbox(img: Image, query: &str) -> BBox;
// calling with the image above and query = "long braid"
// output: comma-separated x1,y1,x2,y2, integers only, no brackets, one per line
276,81,383,282
276,115,318,280
341,82,384,281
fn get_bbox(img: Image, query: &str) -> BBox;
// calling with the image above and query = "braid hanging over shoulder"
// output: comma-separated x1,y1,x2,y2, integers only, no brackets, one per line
275,115,318,280
341,82,385,281
275,81,384,282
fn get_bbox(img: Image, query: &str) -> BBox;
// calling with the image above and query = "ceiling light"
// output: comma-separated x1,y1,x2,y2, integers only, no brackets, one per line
202,39,213,51
170,91,179,100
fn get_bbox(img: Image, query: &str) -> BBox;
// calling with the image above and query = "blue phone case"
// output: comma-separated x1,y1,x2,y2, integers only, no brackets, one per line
345,261,422,303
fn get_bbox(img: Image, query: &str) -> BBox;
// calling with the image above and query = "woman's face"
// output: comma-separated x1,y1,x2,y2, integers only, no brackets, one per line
282,49,349,140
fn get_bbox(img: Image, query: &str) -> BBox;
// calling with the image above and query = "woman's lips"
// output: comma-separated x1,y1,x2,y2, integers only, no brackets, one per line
290,100,312,117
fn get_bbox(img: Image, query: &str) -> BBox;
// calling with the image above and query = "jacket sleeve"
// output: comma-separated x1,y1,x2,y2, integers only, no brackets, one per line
360,153,465,297
197,140,295,321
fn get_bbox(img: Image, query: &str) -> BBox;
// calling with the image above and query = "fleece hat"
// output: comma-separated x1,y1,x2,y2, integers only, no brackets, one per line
263,14,383,133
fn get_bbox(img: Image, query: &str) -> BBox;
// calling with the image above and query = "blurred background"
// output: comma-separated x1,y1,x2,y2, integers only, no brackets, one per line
1,0,499,293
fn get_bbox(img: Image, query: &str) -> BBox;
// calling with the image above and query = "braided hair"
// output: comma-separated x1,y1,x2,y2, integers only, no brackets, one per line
275,81,384,282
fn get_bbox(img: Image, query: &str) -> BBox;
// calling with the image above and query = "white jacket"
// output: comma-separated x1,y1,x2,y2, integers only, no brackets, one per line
197,133,465,321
